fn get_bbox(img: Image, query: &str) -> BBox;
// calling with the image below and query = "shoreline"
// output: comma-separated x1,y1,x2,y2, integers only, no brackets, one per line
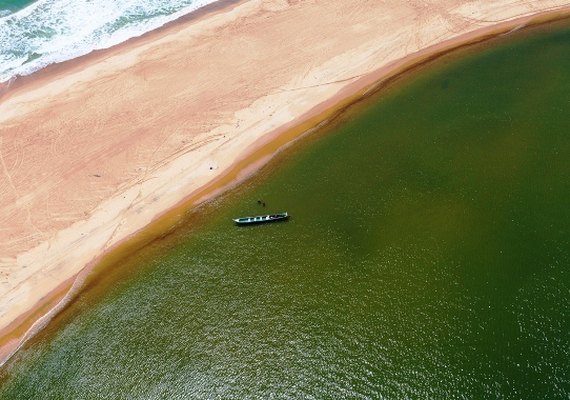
0,0,245,100
1,1,570,367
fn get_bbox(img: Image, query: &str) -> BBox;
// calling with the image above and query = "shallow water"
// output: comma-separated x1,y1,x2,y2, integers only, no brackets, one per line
0,20,569,399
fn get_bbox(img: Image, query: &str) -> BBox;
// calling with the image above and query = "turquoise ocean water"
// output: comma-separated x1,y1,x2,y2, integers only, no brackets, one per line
0,12,569,400
0,0,221,82
0,0,34,16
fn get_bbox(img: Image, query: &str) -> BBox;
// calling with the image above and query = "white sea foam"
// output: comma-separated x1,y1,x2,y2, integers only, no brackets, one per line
0,0,220,83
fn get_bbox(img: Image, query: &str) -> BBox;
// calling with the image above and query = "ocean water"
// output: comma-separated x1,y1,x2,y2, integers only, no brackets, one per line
0,0,220,82
0,19,569,400
0,0,34,16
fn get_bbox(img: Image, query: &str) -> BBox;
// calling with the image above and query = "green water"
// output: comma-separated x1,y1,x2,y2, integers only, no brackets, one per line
0,0,34,15
1,21,569,399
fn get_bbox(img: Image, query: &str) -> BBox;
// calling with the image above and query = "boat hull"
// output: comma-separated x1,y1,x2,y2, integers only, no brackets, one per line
233,212,289,225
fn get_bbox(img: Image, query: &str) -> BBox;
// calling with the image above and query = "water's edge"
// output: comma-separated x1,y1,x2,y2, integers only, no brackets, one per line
0,0,244,95
1,8,569,368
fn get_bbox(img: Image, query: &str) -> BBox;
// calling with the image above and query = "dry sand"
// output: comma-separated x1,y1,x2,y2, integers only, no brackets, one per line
1,0,569,362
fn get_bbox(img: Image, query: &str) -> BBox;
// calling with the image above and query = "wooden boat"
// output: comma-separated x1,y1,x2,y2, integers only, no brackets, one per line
233,212,289,225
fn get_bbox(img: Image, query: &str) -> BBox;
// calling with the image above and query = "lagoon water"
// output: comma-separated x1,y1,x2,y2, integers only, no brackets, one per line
1,21,569,399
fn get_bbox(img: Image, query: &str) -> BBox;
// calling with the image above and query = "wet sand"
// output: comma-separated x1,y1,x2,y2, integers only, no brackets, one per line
1,0,569,364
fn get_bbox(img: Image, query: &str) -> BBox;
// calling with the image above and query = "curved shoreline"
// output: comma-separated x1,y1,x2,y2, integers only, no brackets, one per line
1,1,570,367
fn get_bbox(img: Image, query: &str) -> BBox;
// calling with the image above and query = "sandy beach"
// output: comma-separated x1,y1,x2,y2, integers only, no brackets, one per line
1,0,569,362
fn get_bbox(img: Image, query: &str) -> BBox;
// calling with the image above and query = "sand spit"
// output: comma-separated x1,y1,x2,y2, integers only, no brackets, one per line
1,0,569,363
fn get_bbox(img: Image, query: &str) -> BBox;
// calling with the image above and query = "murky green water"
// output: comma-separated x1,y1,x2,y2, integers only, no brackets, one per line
1,21,569,399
